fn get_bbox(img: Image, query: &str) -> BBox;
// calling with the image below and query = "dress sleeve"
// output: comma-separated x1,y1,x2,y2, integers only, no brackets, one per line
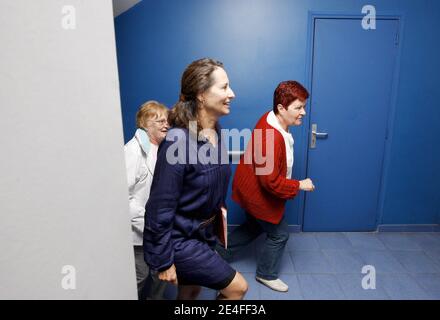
143,139,185,272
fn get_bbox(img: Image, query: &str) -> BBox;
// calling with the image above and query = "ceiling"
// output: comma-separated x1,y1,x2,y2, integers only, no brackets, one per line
112,0,141,17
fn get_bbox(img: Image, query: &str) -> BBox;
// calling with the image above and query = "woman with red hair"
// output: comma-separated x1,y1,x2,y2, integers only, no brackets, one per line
218,80,315,292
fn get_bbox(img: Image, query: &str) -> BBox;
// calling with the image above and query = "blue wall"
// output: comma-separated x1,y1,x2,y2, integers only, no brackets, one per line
115,0,440,228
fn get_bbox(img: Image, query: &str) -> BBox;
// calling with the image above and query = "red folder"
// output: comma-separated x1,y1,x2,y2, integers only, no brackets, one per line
216,207,228,249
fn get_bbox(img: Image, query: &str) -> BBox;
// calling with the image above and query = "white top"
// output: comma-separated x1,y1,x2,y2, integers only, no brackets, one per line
266,111,294,178
124,129,158,246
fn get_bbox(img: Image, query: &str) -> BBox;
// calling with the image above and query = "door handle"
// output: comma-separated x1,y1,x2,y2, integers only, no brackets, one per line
312,131,329,139
310,124,328,148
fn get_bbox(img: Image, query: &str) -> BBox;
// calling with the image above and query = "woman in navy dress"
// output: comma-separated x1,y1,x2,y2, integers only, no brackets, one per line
143,58,248,300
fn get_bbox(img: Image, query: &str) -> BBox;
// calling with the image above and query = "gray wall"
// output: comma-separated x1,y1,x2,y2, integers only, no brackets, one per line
0,0,137,299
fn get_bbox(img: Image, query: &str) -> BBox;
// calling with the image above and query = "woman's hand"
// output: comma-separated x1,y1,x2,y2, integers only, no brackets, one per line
299,178,315,191
158,264,178,285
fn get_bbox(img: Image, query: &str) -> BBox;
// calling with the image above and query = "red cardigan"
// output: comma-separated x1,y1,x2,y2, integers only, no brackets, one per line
232,112,300,224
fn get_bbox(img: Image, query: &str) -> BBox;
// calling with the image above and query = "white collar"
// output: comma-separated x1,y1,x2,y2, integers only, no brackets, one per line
267,111,294,143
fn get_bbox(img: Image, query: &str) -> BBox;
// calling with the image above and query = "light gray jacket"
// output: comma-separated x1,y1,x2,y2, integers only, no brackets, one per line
124,129,157,246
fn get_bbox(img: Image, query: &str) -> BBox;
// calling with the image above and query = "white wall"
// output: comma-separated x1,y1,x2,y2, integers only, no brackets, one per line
0,0,137,299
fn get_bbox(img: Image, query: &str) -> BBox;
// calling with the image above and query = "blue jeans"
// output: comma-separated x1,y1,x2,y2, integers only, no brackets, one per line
217,212,289,280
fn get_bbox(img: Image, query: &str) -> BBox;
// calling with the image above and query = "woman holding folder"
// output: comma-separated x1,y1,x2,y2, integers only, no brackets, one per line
143,58,248,300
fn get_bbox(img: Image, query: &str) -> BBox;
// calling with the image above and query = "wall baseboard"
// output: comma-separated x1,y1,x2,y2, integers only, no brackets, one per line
377,224,440,232
228,225,303,233
228,224,440,233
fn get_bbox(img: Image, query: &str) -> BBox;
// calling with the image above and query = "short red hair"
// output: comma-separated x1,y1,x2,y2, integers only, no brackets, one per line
273,80,309,114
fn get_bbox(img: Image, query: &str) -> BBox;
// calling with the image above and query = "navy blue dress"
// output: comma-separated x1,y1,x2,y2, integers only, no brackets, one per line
143,127,235,290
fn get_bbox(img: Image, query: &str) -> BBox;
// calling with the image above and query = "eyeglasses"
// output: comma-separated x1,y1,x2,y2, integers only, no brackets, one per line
149,119,168,126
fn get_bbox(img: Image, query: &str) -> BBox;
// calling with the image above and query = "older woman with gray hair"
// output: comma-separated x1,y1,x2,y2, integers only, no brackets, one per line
124,100,169,299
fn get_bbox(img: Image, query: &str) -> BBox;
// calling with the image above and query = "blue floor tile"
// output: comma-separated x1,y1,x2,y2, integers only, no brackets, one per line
357,250,406,273
287,233,320,251
197,287,217,300
230,244,258,273
412,274,440,299
336,273,390,300
290,250,334,273
297,274,345,300
391,250,440,273
278,251,295,274
377,233,422,251
344,232,387,251
315,233,353,250
322,250,366,274
424,246,440,267
406,233,440,251
230,258,256,273
259,274,303,300
380,274,431,300
430,233,440,240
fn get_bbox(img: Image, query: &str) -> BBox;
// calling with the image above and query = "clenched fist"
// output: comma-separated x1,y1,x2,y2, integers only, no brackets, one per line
299,178,315,191
158,264,178,285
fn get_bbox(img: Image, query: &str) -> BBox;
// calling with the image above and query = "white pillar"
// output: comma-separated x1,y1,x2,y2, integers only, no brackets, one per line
0,0,137,299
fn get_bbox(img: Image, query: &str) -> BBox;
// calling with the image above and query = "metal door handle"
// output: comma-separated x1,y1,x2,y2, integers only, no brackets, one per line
310,124,328,148
312,131,328,139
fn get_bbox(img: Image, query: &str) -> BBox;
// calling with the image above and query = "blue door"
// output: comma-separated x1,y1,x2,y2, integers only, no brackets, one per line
302,18,400,231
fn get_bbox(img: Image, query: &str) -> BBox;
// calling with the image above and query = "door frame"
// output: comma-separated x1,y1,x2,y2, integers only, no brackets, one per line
296,12,405,231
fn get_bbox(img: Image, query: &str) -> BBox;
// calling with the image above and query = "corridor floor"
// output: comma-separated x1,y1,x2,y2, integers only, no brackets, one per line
162,232,440,300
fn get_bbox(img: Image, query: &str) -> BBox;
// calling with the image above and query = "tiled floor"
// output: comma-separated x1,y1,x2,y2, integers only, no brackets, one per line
162,232,440,300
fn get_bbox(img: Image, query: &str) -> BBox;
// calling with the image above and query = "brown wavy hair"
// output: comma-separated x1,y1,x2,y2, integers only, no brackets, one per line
168,58,224,130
